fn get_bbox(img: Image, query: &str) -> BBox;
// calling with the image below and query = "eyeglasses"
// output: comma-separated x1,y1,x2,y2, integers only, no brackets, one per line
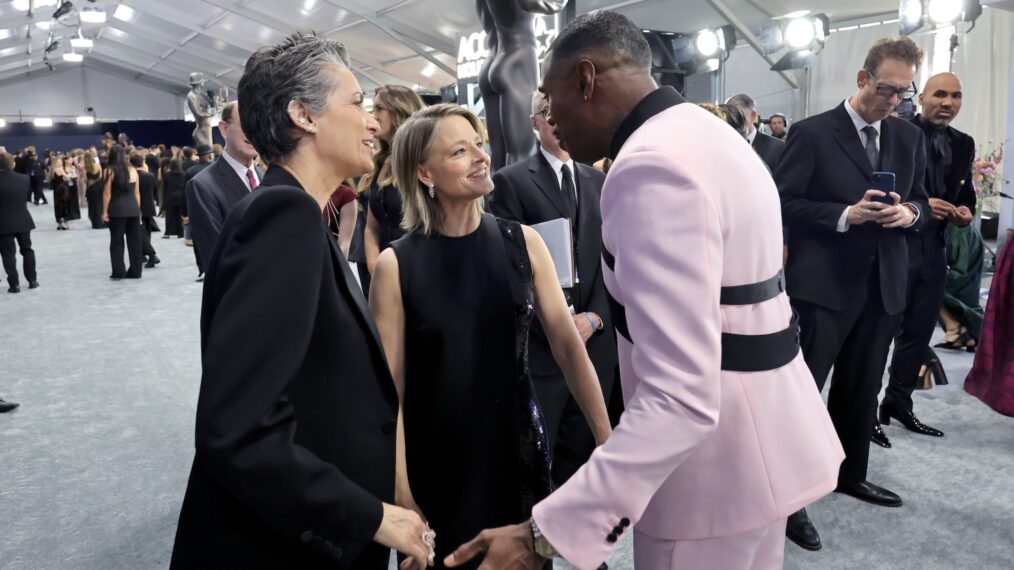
865,69,917,100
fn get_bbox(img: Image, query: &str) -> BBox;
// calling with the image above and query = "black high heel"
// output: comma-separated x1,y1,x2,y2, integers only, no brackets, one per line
928,350,948,385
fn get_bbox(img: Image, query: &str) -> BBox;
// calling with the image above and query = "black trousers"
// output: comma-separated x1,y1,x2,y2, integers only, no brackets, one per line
142,217,157,258
30,181,46,204
792,267,900,484
164,204,184,237
108,216,143,278
533,373,596,488
884,234,948,411
0,231,37,288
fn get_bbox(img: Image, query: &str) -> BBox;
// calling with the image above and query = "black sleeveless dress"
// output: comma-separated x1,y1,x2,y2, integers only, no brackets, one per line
390,214,550,569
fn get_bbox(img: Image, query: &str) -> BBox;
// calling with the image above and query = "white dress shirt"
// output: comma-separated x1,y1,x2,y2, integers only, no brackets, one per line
836,98,917,232
540,146,578,205
746,125,757,145
221,148,258,191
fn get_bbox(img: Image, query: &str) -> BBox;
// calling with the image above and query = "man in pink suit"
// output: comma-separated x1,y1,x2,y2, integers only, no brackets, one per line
446,12,843,569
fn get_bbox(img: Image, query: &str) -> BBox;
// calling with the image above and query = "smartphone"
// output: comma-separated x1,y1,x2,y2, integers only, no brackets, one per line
870,172,896,205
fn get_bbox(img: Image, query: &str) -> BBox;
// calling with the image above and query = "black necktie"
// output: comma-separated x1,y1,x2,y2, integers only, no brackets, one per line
862,126,879,168
560,164,577,218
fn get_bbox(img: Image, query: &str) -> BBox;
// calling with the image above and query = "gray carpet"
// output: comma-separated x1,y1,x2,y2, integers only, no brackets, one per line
1,195,1011,570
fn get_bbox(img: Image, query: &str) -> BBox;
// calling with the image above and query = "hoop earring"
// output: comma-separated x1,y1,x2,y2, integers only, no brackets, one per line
427,183,435,199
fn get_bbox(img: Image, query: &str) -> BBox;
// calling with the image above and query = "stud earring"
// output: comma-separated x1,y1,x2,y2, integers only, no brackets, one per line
427,183,435,199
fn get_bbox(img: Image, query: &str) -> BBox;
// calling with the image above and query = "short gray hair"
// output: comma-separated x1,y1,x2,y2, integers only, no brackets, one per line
238,32,351,164
531,90,547,115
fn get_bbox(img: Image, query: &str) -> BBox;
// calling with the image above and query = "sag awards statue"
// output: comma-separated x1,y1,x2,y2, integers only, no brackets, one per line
475,0,567,170
186,72,227,149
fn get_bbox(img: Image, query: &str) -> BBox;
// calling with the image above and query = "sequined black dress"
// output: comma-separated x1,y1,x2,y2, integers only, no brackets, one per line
390,214,550,570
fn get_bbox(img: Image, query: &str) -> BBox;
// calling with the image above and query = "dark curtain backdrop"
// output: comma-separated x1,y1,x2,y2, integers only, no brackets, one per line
0,120,223,153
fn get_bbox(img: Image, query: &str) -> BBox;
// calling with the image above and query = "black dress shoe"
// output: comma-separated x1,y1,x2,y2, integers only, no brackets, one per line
28,281,39,289
871,421,892,448
786,508,821,551
879,402,944,437
8,285,20,293
835,480,903,507
0,398,19,413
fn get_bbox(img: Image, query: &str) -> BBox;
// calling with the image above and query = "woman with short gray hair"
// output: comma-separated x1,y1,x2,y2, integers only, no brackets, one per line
171,33,432,570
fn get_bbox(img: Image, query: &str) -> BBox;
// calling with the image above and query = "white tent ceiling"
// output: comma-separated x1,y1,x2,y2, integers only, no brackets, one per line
0,0,991,96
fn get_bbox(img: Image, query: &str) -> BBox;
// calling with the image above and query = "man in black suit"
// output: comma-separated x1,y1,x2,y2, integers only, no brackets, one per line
183,145,215,281
489,91,618,487
728,93,784,172
180,146,199,173
24,148,48,205
129,153,160,268
0,153,38,293
186,101,262,261
877,72,975,442
774,36,930,550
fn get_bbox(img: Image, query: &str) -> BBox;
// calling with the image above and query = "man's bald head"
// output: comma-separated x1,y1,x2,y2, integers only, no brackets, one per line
919,72,963,128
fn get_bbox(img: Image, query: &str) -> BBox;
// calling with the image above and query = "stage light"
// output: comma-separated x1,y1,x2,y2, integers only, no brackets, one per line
900,0,924,34
63,51,83,62
34,117,54,127
76,115,95,125
927,0,962,24
36,21,52,30
784,17,817,50
113,4,136,21
695,29,721,58
79,7,106,23
70,35,93,49
0,119,7,128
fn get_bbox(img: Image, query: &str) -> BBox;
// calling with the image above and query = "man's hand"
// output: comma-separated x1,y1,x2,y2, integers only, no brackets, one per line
445,522,545,569
950,205,974,227
373,503,432,570
846,190,892,226
928,198,955,221
877,192,917,228
573,313,600,343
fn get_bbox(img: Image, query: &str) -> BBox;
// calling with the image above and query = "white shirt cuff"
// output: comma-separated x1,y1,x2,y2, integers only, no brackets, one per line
901,203,920,228
836,206,851,232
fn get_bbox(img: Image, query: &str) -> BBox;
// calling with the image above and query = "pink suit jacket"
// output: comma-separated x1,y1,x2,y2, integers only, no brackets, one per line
532,90,844,570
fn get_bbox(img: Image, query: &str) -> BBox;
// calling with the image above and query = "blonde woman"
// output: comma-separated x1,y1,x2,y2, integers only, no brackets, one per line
369,103,611,569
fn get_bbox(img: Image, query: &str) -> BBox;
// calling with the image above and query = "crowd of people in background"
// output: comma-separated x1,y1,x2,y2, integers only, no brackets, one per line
2,13,1012,570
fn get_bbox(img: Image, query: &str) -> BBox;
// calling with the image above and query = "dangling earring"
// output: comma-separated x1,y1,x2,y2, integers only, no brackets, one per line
427,183,435,199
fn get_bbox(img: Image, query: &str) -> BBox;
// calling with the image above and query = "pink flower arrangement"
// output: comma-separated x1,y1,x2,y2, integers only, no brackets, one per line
973,142,1005,215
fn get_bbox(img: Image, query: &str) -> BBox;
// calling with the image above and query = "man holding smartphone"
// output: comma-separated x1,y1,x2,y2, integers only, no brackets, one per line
774,37,929,551
878,72,975,439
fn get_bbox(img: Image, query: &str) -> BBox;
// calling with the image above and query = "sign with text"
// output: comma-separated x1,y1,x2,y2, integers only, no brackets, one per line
456,14,560,81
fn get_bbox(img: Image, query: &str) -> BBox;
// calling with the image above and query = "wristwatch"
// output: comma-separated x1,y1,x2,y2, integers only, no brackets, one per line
530,519,558,559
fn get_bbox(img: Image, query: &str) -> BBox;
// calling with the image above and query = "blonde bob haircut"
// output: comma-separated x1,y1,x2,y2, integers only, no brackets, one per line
391,103,486,236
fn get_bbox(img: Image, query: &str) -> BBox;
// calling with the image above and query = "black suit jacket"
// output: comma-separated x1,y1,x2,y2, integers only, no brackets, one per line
775,102,929,315
911,114,976,228
752,131,784,172
0,170,35,234
171,166,398,569
138,171,157,217
185,156,264,258
489,151,618,391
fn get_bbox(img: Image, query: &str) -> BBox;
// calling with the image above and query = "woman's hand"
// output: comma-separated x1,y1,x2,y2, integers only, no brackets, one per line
102,212,109,223
374,503,432,569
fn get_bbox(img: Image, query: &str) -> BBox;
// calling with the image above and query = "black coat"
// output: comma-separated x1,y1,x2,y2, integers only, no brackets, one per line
752,131,784,172
138,171,157,217
775,102,930,315
911,114,976,232
0,170,35,234
489,151,618,392
162,171,187,207
185,156,264,259
171,166,398,570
